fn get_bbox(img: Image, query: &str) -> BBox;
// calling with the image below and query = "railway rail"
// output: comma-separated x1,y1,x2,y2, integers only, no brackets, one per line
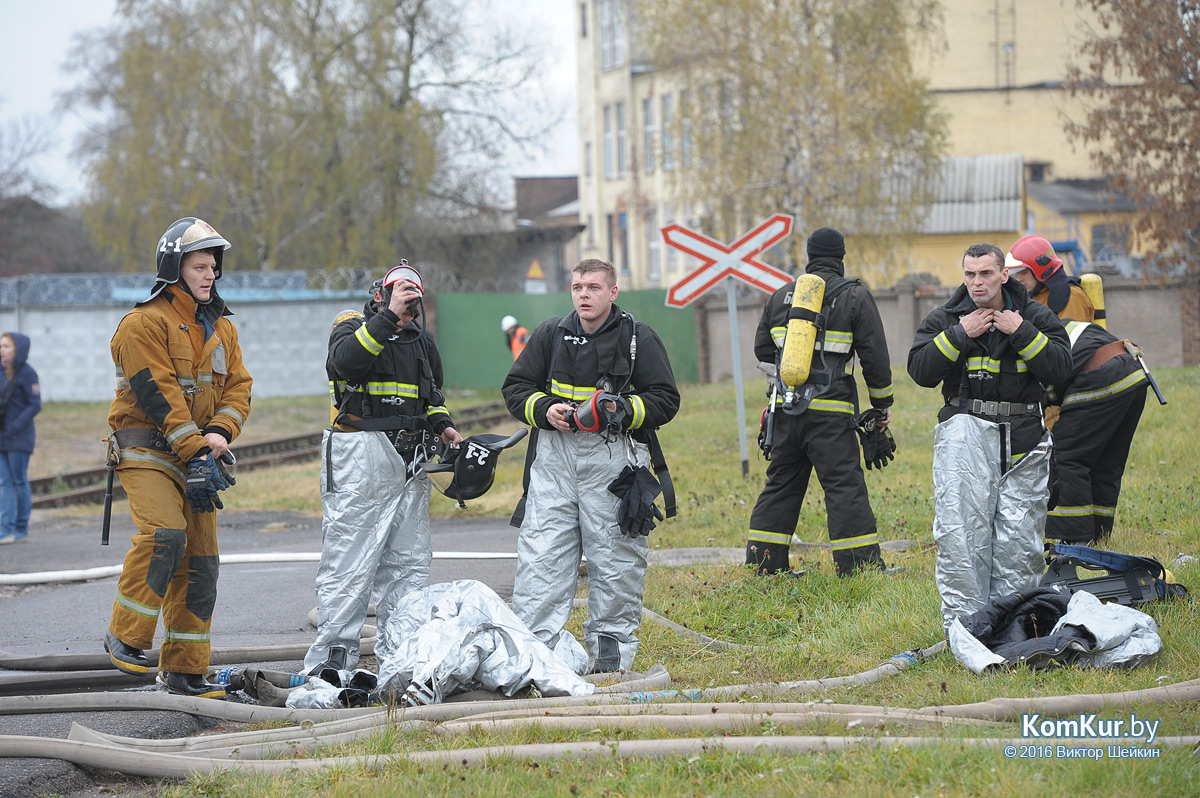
30,401,514,509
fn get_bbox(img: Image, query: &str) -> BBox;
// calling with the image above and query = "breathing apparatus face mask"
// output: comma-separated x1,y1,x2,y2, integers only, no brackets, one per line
372,260,424,320
565,389,629,438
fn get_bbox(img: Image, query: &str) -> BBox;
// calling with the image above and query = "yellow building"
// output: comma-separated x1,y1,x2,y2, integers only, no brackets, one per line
576,0,1136,289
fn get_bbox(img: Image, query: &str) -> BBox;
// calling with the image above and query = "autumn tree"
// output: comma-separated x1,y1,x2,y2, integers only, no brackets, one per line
63,0,552,273
1065,0,1200,274
631,0,948,281
0,110,54,201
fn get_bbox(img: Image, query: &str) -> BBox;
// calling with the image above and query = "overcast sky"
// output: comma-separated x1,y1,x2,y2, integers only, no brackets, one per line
0,0,579,205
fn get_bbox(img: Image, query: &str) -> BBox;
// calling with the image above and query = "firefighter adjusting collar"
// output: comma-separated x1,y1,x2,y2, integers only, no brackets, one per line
424,428,529,508
1004,234,1063,282
146,217,230,302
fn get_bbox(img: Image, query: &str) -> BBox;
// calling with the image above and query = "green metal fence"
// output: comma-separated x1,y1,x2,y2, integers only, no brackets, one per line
436,290,699,392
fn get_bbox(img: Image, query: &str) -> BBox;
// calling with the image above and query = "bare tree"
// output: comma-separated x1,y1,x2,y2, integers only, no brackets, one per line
1065,0,1200,274
0,108,55,202
632,0,948,283
62,0,555,273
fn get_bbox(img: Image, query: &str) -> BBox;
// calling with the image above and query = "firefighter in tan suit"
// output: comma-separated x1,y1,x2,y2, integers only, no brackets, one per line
104,217,252,698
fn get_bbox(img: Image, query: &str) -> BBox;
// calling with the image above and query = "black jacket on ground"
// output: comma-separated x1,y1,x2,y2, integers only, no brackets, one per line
907,279,1071,455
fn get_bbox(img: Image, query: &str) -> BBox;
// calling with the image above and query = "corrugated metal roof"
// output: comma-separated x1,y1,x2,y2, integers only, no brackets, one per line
920,152,1024,234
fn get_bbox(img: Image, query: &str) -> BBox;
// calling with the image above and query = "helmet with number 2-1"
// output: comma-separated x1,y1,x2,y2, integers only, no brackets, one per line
145,217,231,302
425,429,528,508
1005,234,1063,283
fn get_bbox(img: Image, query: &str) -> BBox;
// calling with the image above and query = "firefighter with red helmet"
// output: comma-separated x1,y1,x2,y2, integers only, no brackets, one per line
1004,235,1095,322
1005,236,1151,545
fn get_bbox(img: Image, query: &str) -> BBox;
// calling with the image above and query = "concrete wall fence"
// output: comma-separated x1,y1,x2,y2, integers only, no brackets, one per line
2,272,1192,403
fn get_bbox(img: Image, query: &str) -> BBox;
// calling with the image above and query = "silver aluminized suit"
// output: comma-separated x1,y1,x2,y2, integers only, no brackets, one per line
303,304,454,673
502,306,679,672
908,279,1071,632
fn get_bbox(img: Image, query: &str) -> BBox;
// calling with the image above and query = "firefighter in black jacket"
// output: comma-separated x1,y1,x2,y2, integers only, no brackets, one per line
303,262,462,675
746,228,896,576
1043,319,1149,543
502,259,679,674
908,243,1072,633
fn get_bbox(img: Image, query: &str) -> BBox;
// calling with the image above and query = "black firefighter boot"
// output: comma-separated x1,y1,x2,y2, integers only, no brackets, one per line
159,671,227,699
591,634,622,674
104,631,149,676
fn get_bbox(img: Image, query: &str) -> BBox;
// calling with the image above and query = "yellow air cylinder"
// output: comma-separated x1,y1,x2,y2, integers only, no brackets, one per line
1080,273,1107,329
779,274,825,388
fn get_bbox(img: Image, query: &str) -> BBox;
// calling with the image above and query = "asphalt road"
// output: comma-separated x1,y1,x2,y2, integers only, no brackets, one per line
0,506,523,798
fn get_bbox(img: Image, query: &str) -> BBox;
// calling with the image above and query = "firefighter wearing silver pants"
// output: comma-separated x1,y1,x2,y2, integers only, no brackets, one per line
304,429,432,673
932,414,1051,631
512,431,650,672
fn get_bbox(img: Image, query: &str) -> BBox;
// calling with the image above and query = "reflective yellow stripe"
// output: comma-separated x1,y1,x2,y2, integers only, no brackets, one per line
550,380,596,402
628,395,646,429
1048,504,1117,519
164,628,211,644
354,324,384,356
331,380,420,398
1049,505,1094,517
115,592,160,620
166,421,200,445
831,532,878,551
934,331,959,361
117,450,187,480
771,326,786,347
809,399,855,414
1019,331,1048,359
214,407,244,425
748,529,792,545
426,405,449,418
868,384,894,400
1061,370,1148,407
821,330,853,354
524,391,549,426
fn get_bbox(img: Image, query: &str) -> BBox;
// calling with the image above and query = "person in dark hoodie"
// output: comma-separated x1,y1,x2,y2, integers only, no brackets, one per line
0,332,41,544
745,227,896,577
908,243,1071,634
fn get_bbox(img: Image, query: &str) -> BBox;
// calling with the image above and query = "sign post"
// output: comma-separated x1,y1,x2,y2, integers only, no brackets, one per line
664,215,794,478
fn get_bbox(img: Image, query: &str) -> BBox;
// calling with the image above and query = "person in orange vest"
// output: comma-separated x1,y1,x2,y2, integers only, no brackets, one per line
502,315,530,361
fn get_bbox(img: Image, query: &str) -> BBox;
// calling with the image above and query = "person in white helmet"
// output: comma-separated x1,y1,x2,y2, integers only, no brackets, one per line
501,315,530,361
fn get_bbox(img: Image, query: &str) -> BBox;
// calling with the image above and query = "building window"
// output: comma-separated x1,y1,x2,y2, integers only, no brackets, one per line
603,106,613,179
618,211,629,274
606,214,615,264
645,208,661,284
587,213,595,246
600,0,624,70
680,89,692,167
661,94,674,171
616,102,627,176
580,2,587,37
642,97,655,173
584,141,592,178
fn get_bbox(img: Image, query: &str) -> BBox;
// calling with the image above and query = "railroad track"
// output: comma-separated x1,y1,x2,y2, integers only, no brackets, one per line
31,401,515,509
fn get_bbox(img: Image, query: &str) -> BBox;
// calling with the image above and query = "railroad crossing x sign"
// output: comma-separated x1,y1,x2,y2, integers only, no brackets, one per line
663,214,794,308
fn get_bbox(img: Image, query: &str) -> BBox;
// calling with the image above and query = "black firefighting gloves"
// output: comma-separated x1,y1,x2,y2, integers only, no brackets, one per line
856,408,897,470
185,453,235,513
607,465,664,538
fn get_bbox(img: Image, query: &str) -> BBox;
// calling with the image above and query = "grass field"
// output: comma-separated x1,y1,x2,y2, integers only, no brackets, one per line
31,367,1200,796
